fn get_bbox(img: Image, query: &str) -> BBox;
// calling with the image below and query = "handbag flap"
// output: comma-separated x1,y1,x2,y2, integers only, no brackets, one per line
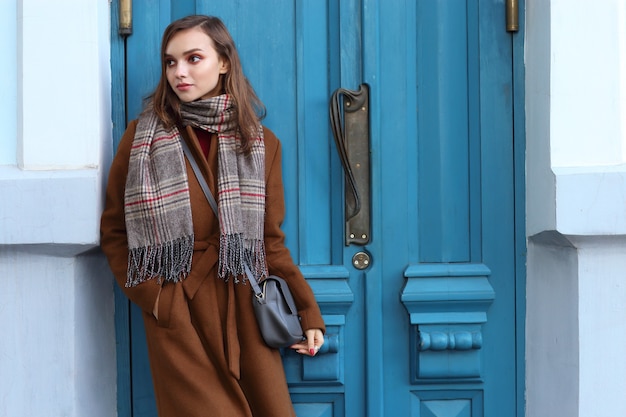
261,275,298,315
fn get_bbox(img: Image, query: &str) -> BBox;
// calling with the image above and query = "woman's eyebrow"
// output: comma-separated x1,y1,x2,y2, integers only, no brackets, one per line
164,48,204,58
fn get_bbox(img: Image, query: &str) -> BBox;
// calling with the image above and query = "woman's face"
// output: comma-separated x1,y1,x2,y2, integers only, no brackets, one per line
164,28,229,102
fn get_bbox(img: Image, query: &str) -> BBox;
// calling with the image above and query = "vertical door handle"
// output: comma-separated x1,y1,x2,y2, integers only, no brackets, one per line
330,84,371,246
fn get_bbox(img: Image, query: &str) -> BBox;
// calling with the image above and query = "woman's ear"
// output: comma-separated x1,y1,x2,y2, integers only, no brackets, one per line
219,58,230,75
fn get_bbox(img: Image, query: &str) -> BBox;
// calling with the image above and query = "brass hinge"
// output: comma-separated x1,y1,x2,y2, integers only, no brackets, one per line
119,0,132,36
506,0,519,32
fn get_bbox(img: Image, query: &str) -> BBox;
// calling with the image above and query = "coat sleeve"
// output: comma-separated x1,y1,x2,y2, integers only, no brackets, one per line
100,120,162,314
263,129,326,334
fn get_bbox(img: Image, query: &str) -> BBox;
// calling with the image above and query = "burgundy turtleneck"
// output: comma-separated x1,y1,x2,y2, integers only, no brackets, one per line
193,128,212,159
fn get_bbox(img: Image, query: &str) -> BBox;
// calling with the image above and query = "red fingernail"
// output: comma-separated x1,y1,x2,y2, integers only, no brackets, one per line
309,348,315,355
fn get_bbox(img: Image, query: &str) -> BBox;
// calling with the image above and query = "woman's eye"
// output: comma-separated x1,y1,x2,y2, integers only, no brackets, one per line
165,59,175,67
189,55,201,63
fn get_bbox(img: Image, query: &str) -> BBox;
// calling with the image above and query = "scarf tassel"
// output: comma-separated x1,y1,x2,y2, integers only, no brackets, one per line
126,235,194,287
218,233,268,283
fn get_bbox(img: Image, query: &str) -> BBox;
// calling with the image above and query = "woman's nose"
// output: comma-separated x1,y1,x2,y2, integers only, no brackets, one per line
175,62,187,78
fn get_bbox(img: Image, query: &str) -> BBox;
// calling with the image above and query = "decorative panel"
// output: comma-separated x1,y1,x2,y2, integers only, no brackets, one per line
283,266,352,387
401,263,494,382
295,0,336,265
292,393,345,417
283,319,344,386
410,390,483,417
416,0,481,263
197,0,345,267
411,325,483,380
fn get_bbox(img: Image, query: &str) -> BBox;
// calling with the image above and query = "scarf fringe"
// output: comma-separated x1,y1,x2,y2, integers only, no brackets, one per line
218,233,268,283
126,235,194,287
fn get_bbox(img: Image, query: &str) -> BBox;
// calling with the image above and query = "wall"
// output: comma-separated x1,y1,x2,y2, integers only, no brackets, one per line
0,1,17,165
525,0,626,416
0,1,116,416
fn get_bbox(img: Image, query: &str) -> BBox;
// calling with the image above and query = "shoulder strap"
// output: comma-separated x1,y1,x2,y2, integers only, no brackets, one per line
180,137,263,294
180,137,218,216
244,263,264,297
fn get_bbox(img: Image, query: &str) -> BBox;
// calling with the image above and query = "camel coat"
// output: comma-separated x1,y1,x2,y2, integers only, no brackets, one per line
100,120,325,417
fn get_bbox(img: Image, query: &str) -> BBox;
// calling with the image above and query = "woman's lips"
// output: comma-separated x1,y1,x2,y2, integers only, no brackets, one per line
177,83,192,91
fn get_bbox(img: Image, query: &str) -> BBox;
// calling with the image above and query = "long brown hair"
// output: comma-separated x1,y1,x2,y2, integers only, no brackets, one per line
149,15,265,152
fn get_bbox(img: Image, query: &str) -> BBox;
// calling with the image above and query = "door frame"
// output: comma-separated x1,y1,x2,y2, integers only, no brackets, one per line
108,1,527,416
512,2,527,416
110,1,132,415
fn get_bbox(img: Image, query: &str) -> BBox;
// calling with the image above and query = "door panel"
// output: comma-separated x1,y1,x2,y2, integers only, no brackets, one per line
416,0,477,263
111,0,521,416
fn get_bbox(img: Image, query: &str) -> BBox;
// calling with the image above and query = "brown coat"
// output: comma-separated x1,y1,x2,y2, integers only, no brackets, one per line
100,121,325,417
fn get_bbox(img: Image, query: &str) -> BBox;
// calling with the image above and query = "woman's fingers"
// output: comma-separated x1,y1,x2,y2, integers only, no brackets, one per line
290,329,324,356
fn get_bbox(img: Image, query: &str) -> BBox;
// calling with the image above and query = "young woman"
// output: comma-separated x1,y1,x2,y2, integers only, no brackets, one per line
100,15,325,417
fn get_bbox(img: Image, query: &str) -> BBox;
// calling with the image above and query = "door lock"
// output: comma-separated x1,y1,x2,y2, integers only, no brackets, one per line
352,251,371,270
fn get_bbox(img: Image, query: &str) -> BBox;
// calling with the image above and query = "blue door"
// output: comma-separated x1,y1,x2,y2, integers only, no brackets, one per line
111,1,524,416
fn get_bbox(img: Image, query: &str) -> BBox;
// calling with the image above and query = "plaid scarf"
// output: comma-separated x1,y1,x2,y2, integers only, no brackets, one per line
124,94,267,287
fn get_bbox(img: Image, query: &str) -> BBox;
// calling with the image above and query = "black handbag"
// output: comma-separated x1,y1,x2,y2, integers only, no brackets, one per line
181,139,304,348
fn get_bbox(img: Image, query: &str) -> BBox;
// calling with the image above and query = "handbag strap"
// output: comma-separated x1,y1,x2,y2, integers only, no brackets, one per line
244,264,264,298
180,137,264,297
180,137,218,216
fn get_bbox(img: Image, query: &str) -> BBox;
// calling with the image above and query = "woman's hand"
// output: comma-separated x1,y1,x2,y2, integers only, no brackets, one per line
291,328,324,356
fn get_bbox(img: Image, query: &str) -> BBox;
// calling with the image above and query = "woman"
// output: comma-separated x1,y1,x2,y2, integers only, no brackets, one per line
100,15,325,417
